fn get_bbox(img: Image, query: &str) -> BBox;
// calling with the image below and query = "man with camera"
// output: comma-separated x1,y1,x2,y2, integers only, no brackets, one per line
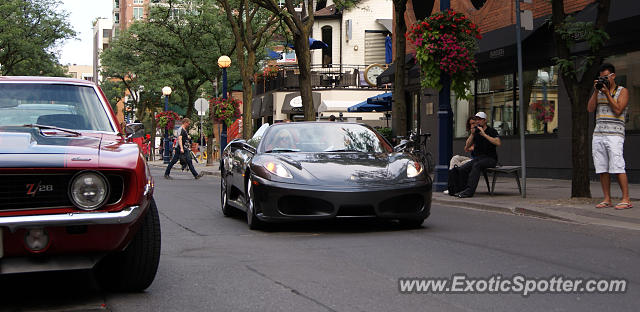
456,112,501,198
588,63,632,210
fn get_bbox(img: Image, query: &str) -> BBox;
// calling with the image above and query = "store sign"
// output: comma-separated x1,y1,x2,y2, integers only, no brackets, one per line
489,48,505,59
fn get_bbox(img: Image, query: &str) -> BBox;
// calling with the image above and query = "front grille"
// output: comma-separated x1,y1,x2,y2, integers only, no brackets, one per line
379,194,424,214
336,205,376,216
277,196,334,216
0,172,124,210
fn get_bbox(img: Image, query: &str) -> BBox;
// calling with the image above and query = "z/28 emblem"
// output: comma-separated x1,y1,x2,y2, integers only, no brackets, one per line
26,183,54,197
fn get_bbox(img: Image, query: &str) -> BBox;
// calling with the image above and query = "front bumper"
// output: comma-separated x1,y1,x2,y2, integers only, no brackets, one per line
0,206,141,233
251,175,432,222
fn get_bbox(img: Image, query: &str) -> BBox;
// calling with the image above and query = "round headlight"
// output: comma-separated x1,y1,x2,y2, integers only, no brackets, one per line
69,171,109,210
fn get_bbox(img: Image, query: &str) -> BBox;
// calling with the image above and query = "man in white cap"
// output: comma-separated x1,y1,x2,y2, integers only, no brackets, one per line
456,111,501,198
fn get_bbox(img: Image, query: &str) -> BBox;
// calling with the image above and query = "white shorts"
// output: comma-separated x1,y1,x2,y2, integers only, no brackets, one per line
592,135,626,174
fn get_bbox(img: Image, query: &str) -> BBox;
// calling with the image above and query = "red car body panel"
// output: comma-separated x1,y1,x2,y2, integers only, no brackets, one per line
0,76,153,262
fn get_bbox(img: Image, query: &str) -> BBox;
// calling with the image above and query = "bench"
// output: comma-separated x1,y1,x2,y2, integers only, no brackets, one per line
482,166,522,195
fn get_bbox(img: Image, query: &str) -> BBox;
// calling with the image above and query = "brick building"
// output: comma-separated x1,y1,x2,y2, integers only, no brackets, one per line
389,0,640,182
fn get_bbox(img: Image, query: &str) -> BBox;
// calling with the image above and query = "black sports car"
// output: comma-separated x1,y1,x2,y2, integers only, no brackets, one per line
220,122,432,229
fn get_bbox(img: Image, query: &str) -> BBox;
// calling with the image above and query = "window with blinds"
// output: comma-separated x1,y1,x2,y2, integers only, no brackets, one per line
365,31,387,65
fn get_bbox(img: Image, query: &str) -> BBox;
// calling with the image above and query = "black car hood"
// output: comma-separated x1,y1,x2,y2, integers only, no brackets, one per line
270,152,409,187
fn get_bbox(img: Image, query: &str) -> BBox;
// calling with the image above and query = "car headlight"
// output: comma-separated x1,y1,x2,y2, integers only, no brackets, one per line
407,161,423,178
264,162,292,178
69,171,109,210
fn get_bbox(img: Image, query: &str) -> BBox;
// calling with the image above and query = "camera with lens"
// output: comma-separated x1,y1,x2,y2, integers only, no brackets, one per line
595,76,610,90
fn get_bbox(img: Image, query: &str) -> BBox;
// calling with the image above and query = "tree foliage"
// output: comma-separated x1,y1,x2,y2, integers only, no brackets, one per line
0,0,75,76
100,0,238,123
217,0,279,138
251,0,316,121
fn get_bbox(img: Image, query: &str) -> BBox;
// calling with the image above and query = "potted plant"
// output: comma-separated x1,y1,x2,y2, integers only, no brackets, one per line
407,9,482,99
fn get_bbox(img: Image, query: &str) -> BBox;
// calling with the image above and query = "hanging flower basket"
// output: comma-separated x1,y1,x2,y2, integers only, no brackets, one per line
530,100,555,122
155,111,180,130
210,97,242,127
407,9,482,99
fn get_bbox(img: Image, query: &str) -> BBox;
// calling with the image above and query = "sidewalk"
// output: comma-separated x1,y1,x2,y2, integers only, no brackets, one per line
433,177,640,231
148,157,639,231
147,158,221,177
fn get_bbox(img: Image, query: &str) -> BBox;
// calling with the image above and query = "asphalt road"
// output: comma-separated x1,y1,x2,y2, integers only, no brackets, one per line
1,167,639,312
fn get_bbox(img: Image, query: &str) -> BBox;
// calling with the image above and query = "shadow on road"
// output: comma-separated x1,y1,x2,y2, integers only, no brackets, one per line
222,209,432,234
0,270,112,310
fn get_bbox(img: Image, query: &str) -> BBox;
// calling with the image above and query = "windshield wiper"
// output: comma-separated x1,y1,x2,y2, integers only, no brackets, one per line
264,148,300,153
22,124,81,136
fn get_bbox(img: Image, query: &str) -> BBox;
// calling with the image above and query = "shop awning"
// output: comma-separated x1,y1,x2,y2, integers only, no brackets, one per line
318,100,361,113
376,19,393,33
347,92,392,112
376,54,420,86
281,92,322,114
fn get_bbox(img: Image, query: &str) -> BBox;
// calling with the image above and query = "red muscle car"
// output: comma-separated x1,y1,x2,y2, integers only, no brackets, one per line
0,76,160,292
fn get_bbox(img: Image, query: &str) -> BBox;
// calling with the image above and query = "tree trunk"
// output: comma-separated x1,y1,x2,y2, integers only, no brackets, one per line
293,32,314,121
242,50,256,139
552,0,610,198
567,84,592,197
392,0,408,137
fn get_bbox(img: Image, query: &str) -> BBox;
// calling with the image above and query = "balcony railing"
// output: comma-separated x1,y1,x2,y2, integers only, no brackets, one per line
254,64,386,95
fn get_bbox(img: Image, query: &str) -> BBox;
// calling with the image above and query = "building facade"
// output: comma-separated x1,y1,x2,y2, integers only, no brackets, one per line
252,0,393,128
400,0,640,182
92,18,113,84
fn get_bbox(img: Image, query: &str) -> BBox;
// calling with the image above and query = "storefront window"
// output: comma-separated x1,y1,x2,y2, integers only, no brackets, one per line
476,74,515,136
453,84,474,138
526,66,559,134
605,51,640,131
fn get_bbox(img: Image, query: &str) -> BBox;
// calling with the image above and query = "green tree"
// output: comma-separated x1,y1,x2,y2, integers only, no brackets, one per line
217,0,279,139
0,0,75,76
552,0,611,198
251,0,316,121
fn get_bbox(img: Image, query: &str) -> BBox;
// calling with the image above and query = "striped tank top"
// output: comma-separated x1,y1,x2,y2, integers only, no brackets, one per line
593,86,627,137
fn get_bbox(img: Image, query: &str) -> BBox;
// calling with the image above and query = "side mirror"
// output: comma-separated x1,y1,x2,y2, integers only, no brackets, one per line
125,123,145,139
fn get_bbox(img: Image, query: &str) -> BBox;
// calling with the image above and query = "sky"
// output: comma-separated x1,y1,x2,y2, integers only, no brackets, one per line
59,0,113,66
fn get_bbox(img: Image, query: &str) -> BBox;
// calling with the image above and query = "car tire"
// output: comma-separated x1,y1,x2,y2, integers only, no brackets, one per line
221,176,233,217
95,198,162,292
398,218,425,228
246,177,265,230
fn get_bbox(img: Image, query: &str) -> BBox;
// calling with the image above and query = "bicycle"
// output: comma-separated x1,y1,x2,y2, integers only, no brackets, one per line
394,131,435,174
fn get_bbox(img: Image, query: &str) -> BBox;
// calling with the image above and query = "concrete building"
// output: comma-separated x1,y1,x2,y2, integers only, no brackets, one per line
252,0,394,128
93,18,113,84
66,64,93,81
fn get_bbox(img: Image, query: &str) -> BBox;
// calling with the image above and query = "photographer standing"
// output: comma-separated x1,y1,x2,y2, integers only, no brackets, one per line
455,112,501,198
588,63,632,210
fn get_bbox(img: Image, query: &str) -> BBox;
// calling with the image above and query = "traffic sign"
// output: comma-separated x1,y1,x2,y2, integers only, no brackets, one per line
194,98,209,116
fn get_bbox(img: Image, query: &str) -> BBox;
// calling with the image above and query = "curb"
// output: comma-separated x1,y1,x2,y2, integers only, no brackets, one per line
432,197,574,223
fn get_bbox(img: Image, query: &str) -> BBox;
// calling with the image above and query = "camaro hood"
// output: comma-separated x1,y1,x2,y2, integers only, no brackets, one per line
0,127,139,169
263,152,416,187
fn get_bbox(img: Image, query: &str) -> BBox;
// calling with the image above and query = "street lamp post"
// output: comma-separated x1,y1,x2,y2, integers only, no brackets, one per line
162,86,172,164
218,55,231,155
434,0,453,192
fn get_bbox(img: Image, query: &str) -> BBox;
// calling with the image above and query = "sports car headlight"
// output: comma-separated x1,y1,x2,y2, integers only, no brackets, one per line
264,162,292,178
69,171,109,210
407,161,423,178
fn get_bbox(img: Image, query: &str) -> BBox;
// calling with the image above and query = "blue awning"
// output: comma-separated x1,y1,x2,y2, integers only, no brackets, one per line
348,92,393,112
367,92,392,104
267,49,282,59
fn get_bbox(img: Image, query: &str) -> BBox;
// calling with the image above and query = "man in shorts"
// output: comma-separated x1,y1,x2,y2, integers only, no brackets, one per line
587,63,632,210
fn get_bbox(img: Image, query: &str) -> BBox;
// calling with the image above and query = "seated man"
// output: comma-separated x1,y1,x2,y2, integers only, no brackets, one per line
456,112,501,198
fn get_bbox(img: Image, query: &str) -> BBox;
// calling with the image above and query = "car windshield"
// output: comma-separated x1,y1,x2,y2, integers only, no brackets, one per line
260,123,392,154
0,83,114,131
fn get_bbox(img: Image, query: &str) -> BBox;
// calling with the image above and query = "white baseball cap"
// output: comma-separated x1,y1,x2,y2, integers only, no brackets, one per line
474,112,487,119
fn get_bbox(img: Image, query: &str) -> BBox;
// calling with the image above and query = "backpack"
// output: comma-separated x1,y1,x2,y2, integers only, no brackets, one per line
447,165,468,195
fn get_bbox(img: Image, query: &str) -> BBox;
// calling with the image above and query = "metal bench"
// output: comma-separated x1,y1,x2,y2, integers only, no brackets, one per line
482,166,522,195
